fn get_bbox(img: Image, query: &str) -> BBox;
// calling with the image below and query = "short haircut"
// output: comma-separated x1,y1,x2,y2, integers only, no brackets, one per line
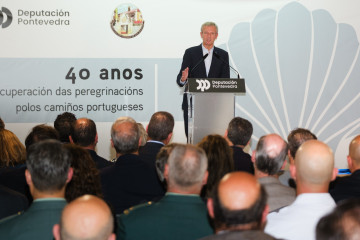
54,112,77,143
147,111,174,141
288,128,317,159
26,139,71,192
167,144,208,189
111,118,139,154
213,184,267,230
70,118,96,147
227,117,253,146
255,135,288,175
316,199,360,240
0,117,4,129
155,143,179,183
25,124,59,150
201,21,218,33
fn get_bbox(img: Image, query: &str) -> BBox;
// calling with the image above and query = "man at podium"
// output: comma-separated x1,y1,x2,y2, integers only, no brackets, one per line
176,22,230,139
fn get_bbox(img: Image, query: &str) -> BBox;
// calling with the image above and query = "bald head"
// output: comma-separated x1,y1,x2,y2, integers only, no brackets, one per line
70,118,97,147
294,140,335,188
255,134,288,175
349,135,360,168
54,195,115,240
210,172,268,231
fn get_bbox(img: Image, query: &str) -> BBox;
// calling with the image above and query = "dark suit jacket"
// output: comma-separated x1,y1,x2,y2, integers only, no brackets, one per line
330,170,360,203
231,146,254,174
139,141,164,167
200,230,277,240
87,149,113,169
0,198,66,240
101,154,165,215
0,165,32,202
0,184,28,220
117,194,213,240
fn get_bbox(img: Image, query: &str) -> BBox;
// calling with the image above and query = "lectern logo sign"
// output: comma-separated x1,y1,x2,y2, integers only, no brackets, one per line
0,7,12,29
196,79,211,92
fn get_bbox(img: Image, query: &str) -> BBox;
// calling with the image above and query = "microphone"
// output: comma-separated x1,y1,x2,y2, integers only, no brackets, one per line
189,53,209,77
213,51,240,79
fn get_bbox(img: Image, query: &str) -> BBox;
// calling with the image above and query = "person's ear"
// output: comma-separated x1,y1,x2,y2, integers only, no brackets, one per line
95,133,98,144
290,164,296,180
347,155,353,171
261,204,269,226
202,170,209,186
25,169,32,186
111,139,114,148
207,198,215,219
108,233,116,240
69,135,74,144
164,164,169,181
251,151,256,163
331,168,338,181
66,167,74,183
53,224,61,240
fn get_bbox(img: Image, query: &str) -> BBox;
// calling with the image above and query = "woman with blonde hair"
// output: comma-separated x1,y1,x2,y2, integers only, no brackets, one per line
0,129,26,168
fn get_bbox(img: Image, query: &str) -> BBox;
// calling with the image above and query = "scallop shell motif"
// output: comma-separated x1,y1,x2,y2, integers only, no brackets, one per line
221,2,360,167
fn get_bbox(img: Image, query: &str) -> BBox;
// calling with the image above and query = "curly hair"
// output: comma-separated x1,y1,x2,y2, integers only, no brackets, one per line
63,144,103,202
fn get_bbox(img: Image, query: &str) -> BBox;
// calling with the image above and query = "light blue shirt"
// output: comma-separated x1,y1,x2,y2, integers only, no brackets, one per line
202,44,214,77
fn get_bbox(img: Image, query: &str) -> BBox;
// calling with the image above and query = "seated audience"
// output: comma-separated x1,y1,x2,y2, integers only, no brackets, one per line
0,140,72,239
0,184,28,220
53,195,115,240
252,134,295,212
330,135,360,203
101,117,165,214
54,112,77,143
201,172,276,240
155,143,180,188
70,118,112,169
63,144,103,202
197,134,234,198
118,144,212,240
316,199,360,240
265,140,337,240
225,117,254,174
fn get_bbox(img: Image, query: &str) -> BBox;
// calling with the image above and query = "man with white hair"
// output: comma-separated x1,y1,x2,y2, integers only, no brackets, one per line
265,140,337,240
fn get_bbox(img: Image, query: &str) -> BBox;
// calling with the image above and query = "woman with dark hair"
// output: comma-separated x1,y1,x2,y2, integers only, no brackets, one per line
197,134,234,198
63,144,103,202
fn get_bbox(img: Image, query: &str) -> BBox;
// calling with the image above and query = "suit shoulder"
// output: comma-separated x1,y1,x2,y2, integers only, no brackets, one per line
119,201,154,219
214,47,228,55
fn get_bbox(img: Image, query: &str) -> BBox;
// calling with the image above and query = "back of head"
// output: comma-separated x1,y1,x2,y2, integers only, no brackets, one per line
212,172,267,231
0,129,26,167
255,134,288,175
288,128,317,159
137,123,148,146
167,144,208,192
155,143,179,183
227,117,253,146
111,117,139,155
197,134,234,197
295,140,334,187
348,135,360,168
70,118,97,147
27,139,71,192
316,199,360,240
54,112,77,143
57,195,114,240
25,124,59,150
63,144,102,202
147,111,174,141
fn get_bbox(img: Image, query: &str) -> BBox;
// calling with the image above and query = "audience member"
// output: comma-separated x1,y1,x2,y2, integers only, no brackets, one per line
201,172,276,240
155,143,180,187
316,199,360,240
0,184,28,220
54,112,77,143
0,117,4,129
118,144,212,240
24,124,59,150
63,144,103,202
330,135,360,203
101,117,165,214
197,134,234,198
265,140,337,240
70,118,112,169
252,134,295,212
137,123,148,146
225,117,254,174
53,195,115,240
0,140,73,239
279,128,317,187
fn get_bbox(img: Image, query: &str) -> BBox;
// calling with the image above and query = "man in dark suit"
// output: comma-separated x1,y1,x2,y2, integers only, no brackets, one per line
177,22,230,138
0,140,73,240
330,135,360,203
201,172,275,240
70,118,112,169
139,111,174,168
225,117,254,174
101,117,165,214
118,144,212,240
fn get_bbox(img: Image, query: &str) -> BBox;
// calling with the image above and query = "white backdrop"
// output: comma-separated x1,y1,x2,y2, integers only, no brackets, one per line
1,0,360,168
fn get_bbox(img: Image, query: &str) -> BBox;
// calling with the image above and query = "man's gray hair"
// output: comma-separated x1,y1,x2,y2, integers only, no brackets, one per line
201,22,218,33
111,117,139,154
168,144,208,189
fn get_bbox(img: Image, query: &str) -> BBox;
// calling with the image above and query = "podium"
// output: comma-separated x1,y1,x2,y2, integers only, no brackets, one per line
186,78,246,144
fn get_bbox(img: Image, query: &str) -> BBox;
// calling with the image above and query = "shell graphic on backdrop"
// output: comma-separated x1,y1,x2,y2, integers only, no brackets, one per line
222,2,360,167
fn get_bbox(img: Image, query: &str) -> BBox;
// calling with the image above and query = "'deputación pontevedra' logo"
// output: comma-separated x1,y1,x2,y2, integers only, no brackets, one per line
196,79,211,92
0,7,12,28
